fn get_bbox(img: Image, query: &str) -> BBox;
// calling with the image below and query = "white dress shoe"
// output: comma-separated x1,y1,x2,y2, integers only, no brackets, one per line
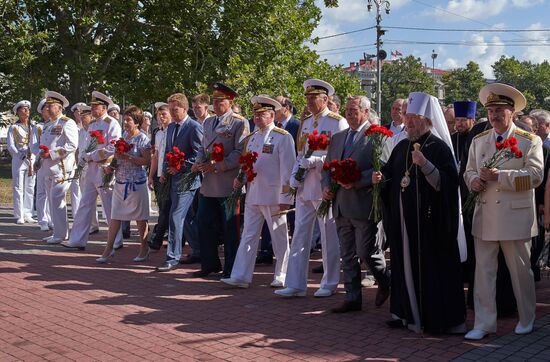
24,217,37,223
314,288,334,298
274,287,306,297
220,277,249,288
16,219,25,224
46,237,64,245
270,279,284,288
464,329,489,340
39,224,50,231
42,235,54,241
514,317,534,335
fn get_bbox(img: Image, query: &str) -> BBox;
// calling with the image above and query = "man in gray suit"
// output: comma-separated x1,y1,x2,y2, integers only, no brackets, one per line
191,83,250,278
322,96,390,313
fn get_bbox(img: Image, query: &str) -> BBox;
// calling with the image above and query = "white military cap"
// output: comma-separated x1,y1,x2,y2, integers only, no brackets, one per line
44,91,69,108
79,105,92,115
303,78,335,96
90,91,113,107
479,83,526,112
71,102,87,113
108,103,120,113
154,102,168,110
251,95,282,113
37,99,46,113
13,100,31,114
144,111,153,118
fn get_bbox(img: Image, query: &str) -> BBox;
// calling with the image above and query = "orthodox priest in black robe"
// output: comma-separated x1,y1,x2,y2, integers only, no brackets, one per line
374,92,466,334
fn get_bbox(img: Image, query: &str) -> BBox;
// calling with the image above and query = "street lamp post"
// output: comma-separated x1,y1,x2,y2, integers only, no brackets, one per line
431,49,438,70
367,0,390,117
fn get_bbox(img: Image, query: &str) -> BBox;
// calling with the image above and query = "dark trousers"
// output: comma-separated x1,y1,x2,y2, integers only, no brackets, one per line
336,217,390,304
198,194,239,276
531,225,545,282
150,177,172,247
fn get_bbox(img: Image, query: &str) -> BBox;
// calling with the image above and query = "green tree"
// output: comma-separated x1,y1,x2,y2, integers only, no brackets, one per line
379,56,435,122
0,0,360,117
443,61,486,116
492,56,550,112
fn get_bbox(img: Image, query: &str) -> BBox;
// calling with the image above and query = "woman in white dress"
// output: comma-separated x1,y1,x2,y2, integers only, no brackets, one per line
97,105,151,263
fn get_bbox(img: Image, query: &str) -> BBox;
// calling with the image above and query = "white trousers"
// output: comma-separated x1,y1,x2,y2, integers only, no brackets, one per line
77,176,99,230
70,178,81,218
473,238,536,332
46,176,70,239
68,178,121,247
284,196,340,291
12,158,35,220
36,166,51,227
231,204,290,284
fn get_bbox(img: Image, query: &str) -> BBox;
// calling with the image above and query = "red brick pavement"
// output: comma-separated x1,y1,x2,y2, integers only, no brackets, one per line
1,208,549,361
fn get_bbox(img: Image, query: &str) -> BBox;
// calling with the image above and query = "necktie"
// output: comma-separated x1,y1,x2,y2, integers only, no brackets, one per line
172,123,180,145
496,135,503,143
212,116,220,131
343,129,357,157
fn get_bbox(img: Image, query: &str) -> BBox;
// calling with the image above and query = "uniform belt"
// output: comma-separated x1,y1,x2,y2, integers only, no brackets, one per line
116,179,147,200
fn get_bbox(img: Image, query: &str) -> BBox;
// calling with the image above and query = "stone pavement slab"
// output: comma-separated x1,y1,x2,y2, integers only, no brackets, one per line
1,206,549,361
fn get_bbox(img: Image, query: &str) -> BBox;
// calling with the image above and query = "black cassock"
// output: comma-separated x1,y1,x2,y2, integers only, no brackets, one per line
382,132,466,333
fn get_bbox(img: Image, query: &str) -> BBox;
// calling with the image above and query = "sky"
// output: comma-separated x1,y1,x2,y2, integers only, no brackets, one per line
310,0,550,78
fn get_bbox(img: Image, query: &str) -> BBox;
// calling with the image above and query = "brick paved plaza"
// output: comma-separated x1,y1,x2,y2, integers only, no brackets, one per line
1,206,549,361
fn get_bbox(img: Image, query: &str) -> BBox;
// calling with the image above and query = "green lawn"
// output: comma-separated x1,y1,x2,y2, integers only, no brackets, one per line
0,161,12,205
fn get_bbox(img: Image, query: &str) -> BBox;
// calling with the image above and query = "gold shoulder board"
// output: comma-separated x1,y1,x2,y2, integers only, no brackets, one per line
473,129,491,139
272,127,289,135
327,112,344,121
514,128,535,141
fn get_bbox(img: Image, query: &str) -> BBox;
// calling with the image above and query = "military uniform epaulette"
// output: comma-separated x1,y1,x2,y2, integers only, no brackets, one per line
60,115,71,122
327,112,344,121
272,127,289,135
232,113,246,120
473,129,491,139
104,115,114,124
514,128,535,141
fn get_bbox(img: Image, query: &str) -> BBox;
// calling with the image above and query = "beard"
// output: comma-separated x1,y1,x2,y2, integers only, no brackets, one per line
407,127,428,141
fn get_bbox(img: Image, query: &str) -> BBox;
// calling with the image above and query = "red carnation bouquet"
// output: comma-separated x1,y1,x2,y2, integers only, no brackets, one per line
179,142,224,193
101,138,134,188
38,145,49,154
317,158,362,217
225,151,258,218
463,136,523,214
364,124,393,223
154,146,186,202
287,130,330,197
70,130,106,180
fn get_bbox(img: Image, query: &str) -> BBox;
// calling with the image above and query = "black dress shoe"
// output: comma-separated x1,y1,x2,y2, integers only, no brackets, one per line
386,319,406,328
312,264,324,274
375,286,390,307
61,244,85,251
114,244,124,251
331,301,362,313
88,228,100,235
156,262,178,272
123,231,131,239
180,255,201,264
192,269,221,278
255,255,273,265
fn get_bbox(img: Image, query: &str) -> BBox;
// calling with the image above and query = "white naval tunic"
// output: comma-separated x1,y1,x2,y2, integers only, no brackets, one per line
7,121,38,221
230,123,296,284
285,107,348,292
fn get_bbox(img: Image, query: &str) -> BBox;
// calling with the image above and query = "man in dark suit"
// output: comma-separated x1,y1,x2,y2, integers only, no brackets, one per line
156,93,203,272
322,95,390,313
255,96,301,265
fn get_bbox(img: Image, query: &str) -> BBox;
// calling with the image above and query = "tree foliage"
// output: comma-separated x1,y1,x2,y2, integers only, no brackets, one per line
379,56,435,122
0,0,360,117
442,61,486,117
492,56,550,112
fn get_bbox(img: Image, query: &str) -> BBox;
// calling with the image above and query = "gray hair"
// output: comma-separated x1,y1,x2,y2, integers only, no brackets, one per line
348,95,371,110
369,109,380,124
530,109,550,126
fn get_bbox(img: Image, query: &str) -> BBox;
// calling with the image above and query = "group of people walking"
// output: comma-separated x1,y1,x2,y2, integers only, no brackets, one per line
7,78,547,338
